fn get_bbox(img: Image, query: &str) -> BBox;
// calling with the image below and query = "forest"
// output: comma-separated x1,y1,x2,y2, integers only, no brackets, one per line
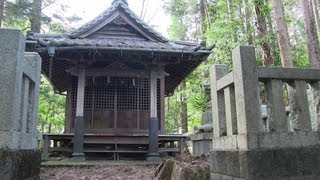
0,0,319,134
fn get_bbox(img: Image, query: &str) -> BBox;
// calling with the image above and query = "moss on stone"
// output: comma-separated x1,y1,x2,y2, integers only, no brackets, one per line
0,148,41,180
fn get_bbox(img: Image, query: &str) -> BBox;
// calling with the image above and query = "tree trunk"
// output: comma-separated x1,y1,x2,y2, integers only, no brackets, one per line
271,0,293,68
265,0,280,64
0,0,4,27
243,0,253,45
199,0,210,44
199,0,207,35
301,0,320,68
302,0,320,131
271,0,299,131
30,0,42,33
312,0,320,35
48,123,52,133
254,0,274,66
226,0,233,18
179,80,188,133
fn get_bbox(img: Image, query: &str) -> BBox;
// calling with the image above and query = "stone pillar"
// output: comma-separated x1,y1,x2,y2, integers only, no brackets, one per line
72,68,86,160
0,29,41,180
233,46,262,136
147,67,161,161
210,65,228,138
209,45,320,179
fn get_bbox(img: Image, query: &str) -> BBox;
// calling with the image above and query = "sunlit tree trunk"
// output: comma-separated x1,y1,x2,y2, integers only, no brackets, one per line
199,0,207,35
301,0,320,68
30,0,42,33
226,0,239,42
199,0,211,44
311,0,320,34
265,0,280,65
272,0,293,68
243,0,253,45
312,0,320,32
226,0,233,19
0,0,4,27
180,80,188,133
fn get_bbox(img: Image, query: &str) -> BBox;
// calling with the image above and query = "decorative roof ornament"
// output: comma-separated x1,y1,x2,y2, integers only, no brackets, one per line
112,0,128,6
111,17,127,25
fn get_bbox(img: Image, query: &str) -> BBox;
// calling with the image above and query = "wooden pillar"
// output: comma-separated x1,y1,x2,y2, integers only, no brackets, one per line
147,66,161,161
65,76,73,133
160,66,165,134
72,68,86,160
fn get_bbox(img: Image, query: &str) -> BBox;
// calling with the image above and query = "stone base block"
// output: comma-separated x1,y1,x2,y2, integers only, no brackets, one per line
20,133,38,149
0,131,38,149
190,133,213,156
0,131,20,149
209,146,320,180
0,148,41,180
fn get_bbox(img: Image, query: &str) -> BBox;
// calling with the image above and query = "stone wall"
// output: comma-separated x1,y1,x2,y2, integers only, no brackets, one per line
0,29,42,180
209,45,320,179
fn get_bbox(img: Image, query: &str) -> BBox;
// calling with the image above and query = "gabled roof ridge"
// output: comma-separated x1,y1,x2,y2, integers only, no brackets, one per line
28,32,71,38
69,0,168,42
112,0,128,6
69,3,117,38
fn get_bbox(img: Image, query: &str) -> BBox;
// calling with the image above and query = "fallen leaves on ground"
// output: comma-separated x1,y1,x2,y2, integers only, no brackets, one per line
40,165,157,180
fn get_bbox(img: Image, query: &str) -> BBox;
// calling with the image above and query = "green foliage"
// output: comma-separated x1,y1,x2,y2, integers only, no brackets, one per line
163,0,188,17
168,16,188,40
164,0,312,133
38,76,65,133
165,95,181,133
2,0,81,34
2,0,33,33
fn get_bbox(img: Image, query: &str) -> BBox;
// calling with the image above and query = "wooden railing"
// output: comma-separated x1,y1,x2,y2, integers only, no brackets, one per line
42,133,187,160
210,45,320,150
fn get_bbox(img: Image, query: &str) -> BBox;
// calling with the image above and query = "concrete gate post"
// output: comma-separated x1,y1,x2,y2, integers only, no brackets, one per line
0,29,42,180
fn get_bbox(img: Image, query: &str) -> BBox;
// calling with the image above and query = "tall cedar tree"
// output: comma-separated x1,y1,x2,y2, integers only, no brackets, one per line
254,0,274,66
272,0,300,131
199,0,209,37
300,0,320,68
243,0,253,45
180,80,188,133
271,0,293,67
30,0,42,33
301,0,320,131
164,0,189,133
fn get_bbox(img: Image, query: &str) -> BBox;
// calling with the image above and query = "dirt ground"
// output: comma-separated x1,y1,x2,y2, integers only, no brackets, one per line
40,165,157,180
40,155,209,180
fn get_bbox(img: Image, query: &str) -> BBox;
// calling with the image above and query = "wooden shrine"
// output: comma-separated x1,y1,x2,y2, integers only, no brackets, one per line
26,0,211,160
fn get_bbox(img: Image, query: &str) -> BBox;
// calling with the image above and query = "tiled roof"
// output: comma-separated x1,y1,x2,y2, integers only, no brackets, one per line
70,0,167,42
